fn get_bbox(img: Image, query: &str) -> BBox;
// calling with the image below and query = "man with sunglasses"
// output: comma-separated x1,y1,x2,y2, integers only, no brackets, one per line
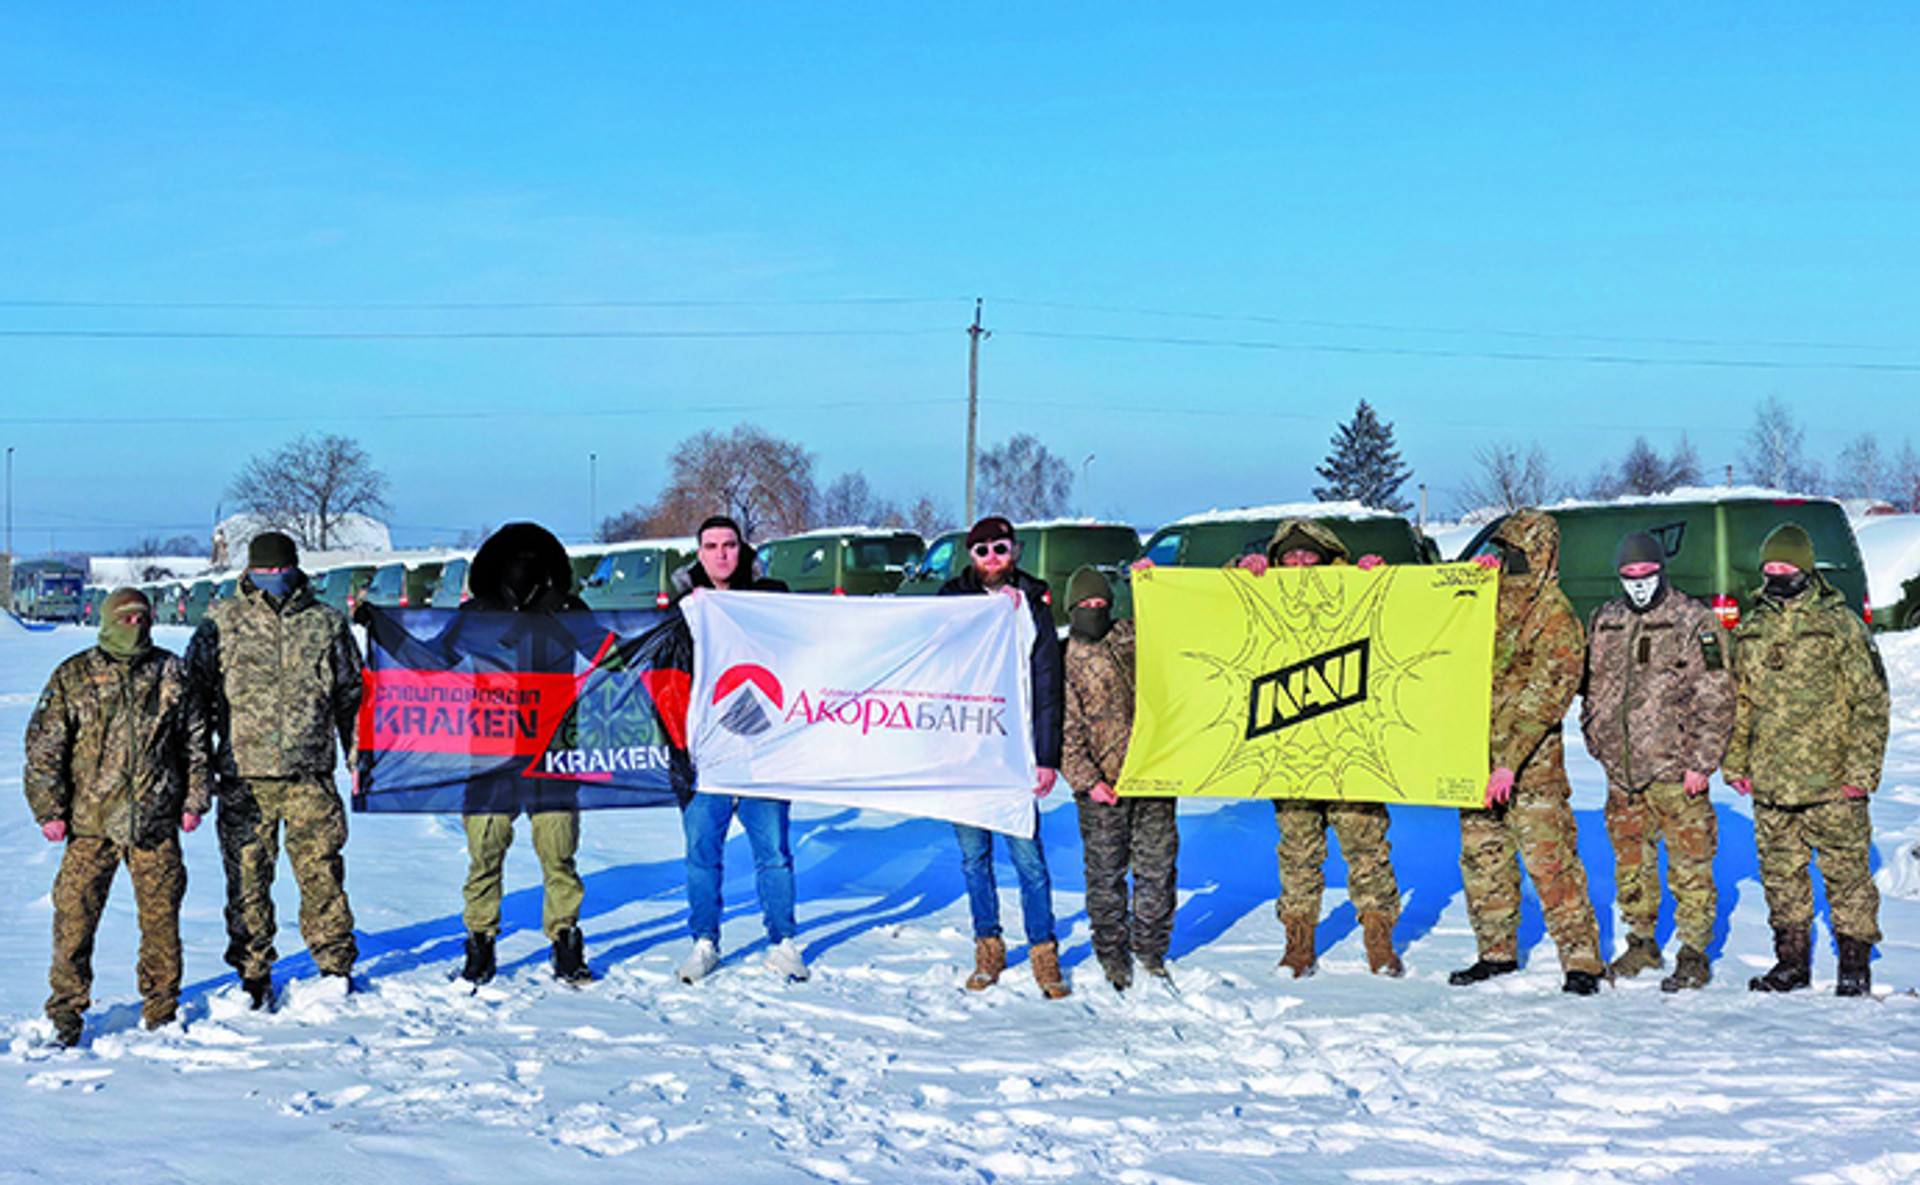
938,516,1070,999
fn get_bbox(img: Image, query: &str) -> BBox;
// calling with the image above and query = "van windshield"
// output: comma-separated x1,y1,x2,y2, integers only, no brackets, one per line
849,537,921,572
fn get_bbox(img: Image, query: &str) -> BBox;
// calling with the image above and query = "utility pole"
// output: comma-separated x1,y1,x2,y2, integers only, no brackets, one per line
1082,454,1096,518
4,446,12,561
1418,483,1427,533
965,299,988,525
589,452,599,543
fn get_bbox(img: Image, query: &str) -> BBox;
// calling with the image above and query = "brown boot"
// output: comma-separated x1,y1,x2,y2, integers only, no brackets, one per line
1030,940,1071,1000
1360,912,1403,977
1278,915,1317,978
1610,933,1664,979
966,936,1006,991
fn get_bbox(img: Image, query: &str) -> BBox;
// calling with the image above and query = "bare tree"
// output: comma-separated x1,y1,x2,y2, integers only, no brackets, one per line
977,434,1074,521
228,433,389,551
605,423,816,542
1456,440,1560,514
162,533,207,557
902,494,955,539
1740,397,1817,491
1833,434,1886,502
1891,439,1920,513
817,471,903,527
1590,434,1702,498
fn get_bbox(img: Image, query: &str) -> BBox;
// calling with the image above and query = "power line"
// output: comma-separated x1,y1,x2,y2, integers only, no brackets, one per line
997,329,1920,374
0,295,966,311
0,397,955,426
0,327,952,341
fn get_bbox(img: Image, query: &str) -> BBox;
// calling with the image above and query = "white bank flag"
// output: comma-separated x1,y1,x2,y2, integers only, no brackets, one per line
681,591,1040,835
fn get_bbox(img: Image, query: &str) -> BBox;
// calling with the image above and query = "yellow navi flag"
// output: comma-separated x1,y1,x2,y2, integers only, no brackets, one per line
1116,563,1497,807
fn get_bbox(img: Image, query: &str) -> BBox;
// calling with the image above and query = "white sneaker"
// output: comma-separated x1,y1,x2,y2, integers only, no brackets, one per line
766,938,810,982
677,938,720,984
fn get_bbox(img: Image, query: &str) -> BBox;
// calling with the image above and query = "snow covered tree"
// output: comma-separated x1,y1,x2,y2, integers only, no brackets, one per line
1891,439,1920,512
1313,400,1413,512
977,434,1073,521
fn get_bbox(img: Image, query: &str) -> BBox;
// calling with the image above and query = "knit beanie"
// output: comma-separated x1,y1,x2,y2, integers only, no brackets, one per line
1066,565,1112,608
1614,531,1667,571
1760,523,1816,572
247,531,299,569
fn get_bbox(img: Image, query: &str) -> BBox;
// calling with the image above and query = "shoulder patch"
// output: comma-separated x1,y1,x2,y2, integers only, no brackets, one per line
1698,629,1725,671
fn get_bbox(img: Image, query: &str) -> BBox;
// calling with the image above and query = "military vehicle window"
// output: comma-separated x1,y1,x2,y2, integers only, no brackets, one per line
921,537,955,579
1142,531,1183,567
800,546,829,575
620,552,658,582
849,541,890,571
587,555,618,587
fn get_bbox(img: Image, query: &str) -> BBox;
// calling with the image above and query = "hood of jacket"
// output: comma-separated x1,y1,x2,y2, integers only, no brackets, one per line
1490,507,1563,629
467,522,577,611
1263,518,1351,566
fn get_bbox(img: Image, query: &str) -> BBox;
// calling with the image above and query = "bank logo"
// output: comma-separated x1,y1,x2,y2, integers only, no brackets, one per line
713,664,784,736
1245,639,1370,739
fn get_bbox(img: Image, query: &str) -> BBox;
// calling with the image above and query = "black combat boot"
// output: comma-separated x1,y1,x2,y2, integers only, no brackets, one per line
1098,950,1134,993
50,1010,83,1048
1836,934,1873,998
461,932,496,985
242,975,276,1011
1448,958,1519,986
1562,970,1603,995
1748,927,1811,993
551,926,593,984
1659,946,1711,992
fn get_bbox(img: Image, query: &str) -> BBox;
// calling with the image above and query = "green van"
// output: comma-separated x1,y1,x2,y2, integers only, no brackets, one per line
363,559,445,610
313,565,377,616
1456,495,1870,629
898,522,1141,626
756,529,925,595
581,539,694,610
430,557,471,608
182,579,217,625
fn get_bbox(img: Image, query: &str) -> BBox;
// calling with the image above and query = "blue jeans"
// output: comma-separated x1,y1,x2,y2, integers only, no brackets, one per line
681,793,796,944
954,811,1056,945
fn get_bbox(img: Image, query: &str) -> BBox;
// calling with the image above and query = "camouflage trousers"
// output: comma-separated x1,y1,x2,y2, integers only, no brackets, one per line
463,811,583,941
1605,782,1717,953
217,775,357,979
1275,799,1399,924
1459,781,1605,974
47,836,185,1024
1754,797,1882,944
1076,796,1179,964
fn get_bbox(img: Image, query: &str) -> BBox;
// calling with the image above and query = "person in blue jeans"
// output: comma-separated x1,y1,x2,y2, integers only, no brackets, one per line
675,515,808,984
939,516,1070,999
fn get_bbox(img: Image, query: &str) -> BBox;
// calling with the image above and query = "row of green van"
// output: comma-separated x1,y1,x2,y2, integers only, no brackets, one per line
84,494,1881,633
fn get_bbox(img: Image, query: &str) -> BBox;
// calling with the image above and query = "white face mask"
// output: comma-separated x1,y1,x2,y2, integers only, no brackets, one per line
1622,574,1661,609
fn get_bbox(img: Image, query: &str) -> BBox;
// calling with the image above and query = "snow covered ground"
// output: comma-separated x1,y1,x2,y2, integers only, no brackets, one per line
5,617,1920,1184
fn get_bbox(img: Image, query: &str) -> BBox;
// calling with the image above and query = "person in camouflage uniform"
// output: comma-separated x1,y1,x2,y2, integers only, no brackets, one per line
1724,523,1890,997
1452,508,1608,994
1061,565,1179,991
1581,531,1735,991
1234,519,1402,978
187,531,362,1008
24,588,212,1046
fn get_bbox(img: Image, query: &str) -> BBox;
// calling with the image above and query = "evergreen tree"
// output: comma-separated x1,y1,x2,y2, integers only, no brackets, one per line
1313,400,1413,512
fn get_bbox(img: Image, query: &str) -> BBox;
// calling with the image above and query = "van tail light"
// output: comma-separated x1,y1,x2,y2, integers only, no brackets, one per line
656,591,670,609
399,593,410,607
1042,590,1052,606
460,590,470,604
1864,598,1873,626
1711,594,1740,630
833,587,847,596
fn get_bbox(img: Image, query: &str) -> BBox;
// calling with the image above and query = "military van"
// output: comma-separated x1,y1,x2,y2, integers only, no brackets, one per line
312,565,377,616
430,557,471,608
898,521,1141,626
755,529,925,595
182,579,217,625
363,559,445,610
1456,494,1870,629
581,538,694,610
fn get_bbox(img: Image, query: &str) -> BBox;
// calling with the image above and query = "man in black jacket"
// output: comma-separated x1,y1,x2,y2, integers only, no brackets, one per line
939,516,1069,999
457,522,594,985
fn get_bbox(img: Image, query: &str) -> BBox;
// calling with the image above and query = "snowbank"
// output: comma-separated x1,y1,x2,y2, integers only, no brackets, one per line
1855,515,1920,613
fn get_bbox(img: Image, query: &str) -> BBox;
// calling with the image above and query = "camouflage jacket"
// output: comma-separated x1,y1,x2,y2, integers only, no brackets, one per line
1580,589,1735,790
187,575,363,783
1488,510,1585,790
1063,618,1136,796
1723,580,1889,806
24,646,212,847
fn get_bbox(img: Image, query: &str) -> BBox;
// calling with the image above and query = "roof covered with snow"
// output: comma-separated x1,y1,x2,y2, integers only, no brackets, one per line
1169,500,1399,527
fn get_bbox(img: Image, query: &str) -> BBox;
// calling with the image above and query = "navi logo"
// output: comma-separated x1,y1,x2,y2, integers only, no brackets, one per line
1245,639,1370,740
713,664,784,737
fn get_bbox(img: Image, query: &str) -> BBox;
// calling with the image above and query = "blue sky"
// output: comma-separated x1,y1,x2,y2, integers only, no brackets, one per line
3,4,1917,552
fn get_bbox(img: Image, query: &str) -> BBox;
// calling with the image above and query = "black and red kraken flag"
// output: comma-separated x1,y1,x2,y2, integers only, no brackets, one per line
354,606,692,813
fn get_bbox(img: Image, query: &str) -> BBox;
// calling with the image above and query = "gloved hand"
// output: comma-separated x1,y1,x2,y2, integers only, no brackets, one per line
1683,770,1710,796
181,813,202,833
1237,554,1269,577
1484,767,1515,807
1090,782,1119,805
41,820,67,842
1356,555,1384,570
1034,767,1058,798
1129,558,1156,573
1732,778,1753,797
1473,553,1502,570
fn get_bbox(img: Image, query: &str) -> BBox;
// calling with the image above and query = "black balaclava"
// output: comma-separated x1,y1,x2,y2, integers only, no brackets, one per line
1614,531,1668,613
